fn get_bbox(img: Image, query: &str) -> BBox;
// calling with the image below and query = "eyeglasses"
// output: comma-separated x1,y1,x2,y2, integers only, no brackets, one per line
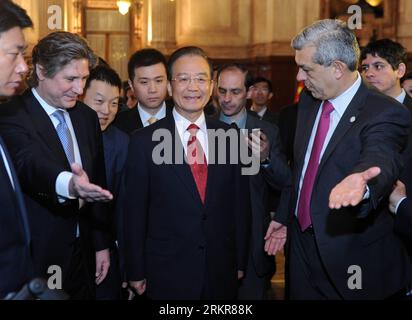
171,75,211,87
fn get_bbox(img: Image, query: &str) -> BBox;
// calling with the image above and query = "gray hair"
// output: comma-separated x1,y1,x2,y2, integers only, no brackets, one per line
291,19,360,71
29,31,97,87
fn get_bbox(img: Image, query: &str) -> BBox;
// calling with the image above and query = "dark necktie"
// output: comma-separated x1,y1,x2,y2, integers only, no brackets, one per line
297,100,334,231
230,122,239,130
187,124,208,204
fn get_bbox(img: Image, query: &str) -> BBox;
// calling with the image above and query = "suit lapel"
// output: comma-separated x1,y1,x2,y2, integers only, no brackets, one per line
68,105,92,174
102,127,115,163
0,135,31,245
0,139,15,196
165,104,174,117
24,91,70,169
245,112,256,130
403,93,412,110
165,116,204,208
294,96,321,177
317,82,368,173
203,118,219,208
135,108,144,129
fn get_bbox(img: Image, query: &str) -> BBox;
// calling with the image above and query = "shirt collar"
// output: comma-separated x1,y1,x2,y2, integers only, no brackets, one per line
32,87,68,116
251,106,267,118
396,89,407,104
173,108,207,136
219,107,247,129
328,71,362,118
137,102,166,124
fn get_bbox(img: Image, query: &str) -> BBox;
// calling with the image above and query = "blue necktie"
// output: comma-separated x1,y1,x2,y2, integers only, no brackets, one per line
53,110,75,164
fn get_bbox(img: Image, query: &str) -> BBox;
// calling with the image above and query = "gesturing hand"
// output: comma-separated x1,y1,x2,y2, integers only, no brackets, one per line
69,163,113,202
329,167,381,209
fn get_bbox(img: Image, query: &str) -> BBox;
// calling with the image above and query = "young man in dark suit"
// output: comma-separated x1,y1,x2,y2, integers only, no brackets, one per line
122,46,251,299
250,76,279,125
0,0,33,298
216,63,291,299
362,39,412,299
113,48,172,134
83,65,129,299
361,40,412,234
0,32,113,299
361,39,412,108
265,19,411,299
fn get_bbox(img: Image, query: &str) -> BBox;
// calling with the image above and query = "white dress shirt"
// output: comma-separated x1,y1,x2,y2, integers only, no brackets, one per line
173,109,209,163
32,88,83,200
138,102,166,127
395,89,406,104
251,106,267,119
295,73,362,216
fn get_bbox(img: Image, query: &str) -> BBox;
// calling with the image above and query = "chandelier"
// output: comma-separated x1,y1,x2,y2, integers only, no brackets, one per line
117,0,131,15
341,0,383,7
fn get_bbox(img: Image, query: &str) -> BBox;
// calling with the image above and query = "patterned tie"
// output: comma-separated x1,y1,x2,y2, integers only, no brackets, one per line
148,116,158,125
187,124,208,203
297,100,334,231
53,110,75,164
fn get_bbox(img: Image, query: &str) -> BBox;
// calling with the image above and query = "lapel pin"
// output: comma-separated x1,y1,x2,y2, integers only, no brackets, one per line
350,116,356,123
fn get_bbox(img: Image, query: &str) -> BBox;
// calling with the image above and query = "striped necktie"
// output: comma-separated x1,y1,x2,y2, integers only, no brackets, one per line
53,110,75,164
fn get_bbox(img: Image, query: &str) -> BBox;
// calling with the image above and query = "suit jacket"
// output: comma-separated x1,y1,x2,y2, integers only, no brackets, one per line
121,115,251,299
102,125,129,240
395,198,412,249
261,109,279,126
103,125,129,201
278,103,298,165
215,111,291,277
245,113,291,267
403,93,412,110
0,90,110,282
113,100,174,135
398,93,412,183
395,93,412,251
0,136,32,298
287,83,411,299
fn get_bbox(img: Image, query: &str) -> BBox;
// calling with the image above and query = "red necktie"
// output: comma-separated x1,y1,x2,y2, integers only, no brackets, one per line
187,124,208,203
297,101,334,231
